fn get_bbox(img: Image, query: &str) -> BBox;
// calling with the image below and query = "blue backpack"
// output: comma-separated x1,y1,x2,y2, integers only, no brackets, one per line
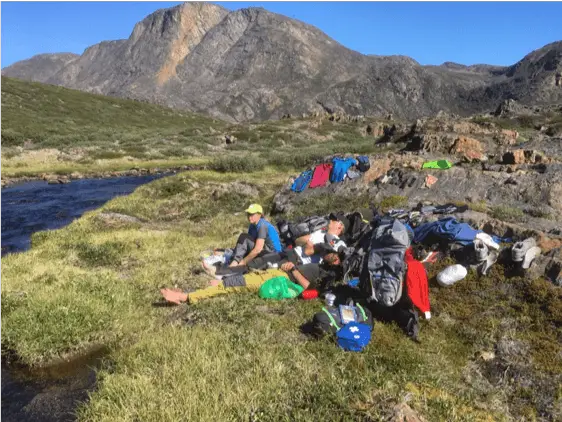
318,304,373,352
291,169,313,192
357,156,370,172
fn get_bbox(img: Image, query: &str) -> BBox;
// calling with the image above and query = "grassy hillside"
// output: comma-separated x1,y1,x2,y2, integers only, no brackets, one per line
1,76,394,178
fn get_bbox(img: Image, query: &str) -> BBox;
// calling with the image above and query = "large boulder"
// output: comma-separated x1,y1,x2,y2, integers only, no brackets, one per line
450,136,486,162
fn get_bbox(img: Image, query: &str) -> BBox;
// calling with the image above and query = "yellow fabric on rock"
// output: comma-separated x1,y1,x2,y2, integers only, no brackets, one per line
188,269,288,303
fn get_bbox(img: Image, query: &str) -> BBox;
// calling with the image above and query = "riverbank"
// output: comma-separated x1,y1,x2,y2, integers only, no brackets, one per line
3,167,561,421
0,157,208,188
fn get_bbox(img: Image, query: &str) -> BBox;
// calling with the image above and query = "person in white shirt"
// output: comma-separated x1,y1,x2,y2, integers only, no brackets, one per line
293,213,349,264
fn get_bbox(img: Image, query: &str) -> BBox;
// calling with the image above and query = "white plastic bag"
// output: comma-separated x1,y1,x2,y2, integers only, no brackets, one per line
437,264,467,287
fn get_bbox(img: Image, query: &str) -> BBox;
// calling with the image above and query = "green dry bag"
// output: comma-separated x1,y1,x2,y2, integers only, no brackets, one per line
258,276,304,300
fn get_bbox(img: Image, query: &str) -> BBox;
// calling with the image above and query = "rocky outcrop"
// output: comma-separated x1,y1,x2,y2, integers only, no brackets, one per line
3,3,562,122
450,136,486,162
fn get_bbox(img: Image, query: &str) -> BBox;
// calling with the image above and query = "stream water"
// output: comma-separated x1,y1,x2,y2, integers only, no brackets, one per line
1,174,167,421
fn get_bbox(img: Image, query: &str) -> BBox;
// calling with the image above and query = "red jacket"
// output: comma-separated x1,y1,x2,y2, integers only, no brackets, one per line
309,163,333,188
405,248,431,318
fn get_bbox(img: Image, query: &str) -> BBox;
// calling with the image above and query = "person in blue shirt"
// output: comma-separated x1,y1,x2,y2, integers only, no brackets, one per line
228,203,282,268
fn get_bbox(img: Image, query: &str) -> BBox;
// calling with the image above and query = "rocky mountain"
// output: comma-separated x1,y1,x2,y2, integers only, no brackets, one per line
2,2,562,122
2,53,79,82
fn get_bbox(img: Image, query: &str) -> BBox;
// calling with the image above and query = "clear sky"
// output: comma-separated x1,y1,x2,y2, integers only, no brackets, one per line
2,1,561,69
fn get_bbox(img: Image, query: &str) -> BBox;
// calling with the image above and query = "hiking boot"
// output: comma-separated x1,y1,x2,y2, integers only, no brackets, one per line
478,249,499,276
512,238,537,262
474,239,489,262
475,232,500,250
522,246,541,269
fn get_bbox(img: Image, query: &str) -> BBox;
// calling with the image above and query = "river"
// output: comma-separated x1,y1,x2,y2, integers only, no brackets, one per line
1,174,167,421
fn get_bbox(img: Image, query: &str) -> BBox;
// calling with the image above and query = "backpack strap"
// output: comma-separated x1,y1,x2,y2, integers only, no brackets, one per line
321,307,341,330
356,303,367,321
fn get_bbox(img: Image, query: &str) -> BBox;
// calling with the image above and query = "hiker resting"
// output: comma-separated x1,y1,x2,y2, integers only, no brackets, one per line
294,212,349,264
161,251,343,305
208,214,350,277
203,204,282,272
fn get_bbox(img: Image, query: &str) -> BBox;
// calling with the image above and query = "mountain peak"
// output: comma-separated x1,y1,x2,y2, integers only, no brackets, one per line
152,2,227,84
2,3,562,121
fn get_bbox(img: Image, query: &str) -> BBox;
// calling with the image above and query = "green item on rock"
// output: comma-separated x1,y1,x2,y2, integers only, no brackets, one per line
422,159,453,170
258,276,304,300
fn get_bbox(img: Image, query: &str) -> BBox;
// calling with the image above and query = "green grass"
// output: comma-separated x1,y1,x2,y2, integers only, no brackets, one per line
2,77,561,420
1,77,225,176
3,169,561,421
490,205,526,223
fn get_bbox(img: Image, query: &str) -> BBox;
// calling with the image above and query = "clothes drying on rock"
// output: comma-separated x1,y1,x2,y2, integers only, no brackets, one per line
422,159,453,170
309,163,333,188
347,169,361,180
330,157,358,183
291,169,313,192
413,217,480,246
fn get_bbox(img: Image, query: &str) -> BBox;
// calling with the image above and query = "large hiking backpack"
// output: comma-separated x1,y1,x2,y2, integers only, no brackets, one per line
291,169,313,193
341,211,374,284
290,215,329,239
312,302,373,352
360,217,411,307
278,215,329,245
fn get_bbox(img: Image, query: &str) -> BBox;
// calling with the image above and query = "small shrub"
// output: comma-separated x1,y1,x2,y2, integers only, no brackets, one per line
289,193,373,220
154,178,191,198
468,200,488,213
1,128,25,146
74,241,127,267
90,150,125,160
267,151,325,170
490,205,525,222
516,116,538,129
379,195,408,210
2,148,21,159
161,147,186,158
209,155,266,173
524,207,553,220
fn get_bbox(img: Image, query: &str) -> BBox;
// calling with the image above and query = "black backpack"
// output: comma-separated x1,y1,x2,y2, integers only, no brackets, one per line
312,301,373,337
344,211,373,248
357,156,370,172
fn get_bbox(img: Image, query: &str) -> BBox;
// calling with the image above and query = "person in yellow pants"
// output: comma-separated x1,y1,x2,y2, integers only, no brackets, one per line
160,250,343,305
160,269,288,305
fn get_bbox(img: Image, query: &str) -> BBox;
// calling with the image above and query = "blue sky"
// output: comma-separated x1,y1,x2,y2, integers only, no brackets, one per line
2,2,561,68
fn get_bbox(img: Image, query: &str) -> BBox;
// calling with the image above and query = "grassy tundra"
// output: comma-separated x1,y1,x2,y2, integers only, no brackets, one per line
1,77,561,420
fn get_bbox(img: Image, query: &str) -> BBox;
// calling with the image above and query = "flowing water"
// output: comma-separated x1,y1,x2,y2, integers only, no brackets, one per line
1,174,167,421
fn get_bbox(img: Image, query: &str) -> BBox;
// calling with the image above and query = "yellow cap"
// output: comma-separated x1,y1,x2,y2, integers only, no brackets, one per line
245,204,263,215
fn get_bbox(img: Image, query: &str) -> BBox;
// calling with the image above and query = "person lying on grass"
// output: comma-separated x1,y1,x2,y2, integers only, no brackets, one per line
161,250,344,305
